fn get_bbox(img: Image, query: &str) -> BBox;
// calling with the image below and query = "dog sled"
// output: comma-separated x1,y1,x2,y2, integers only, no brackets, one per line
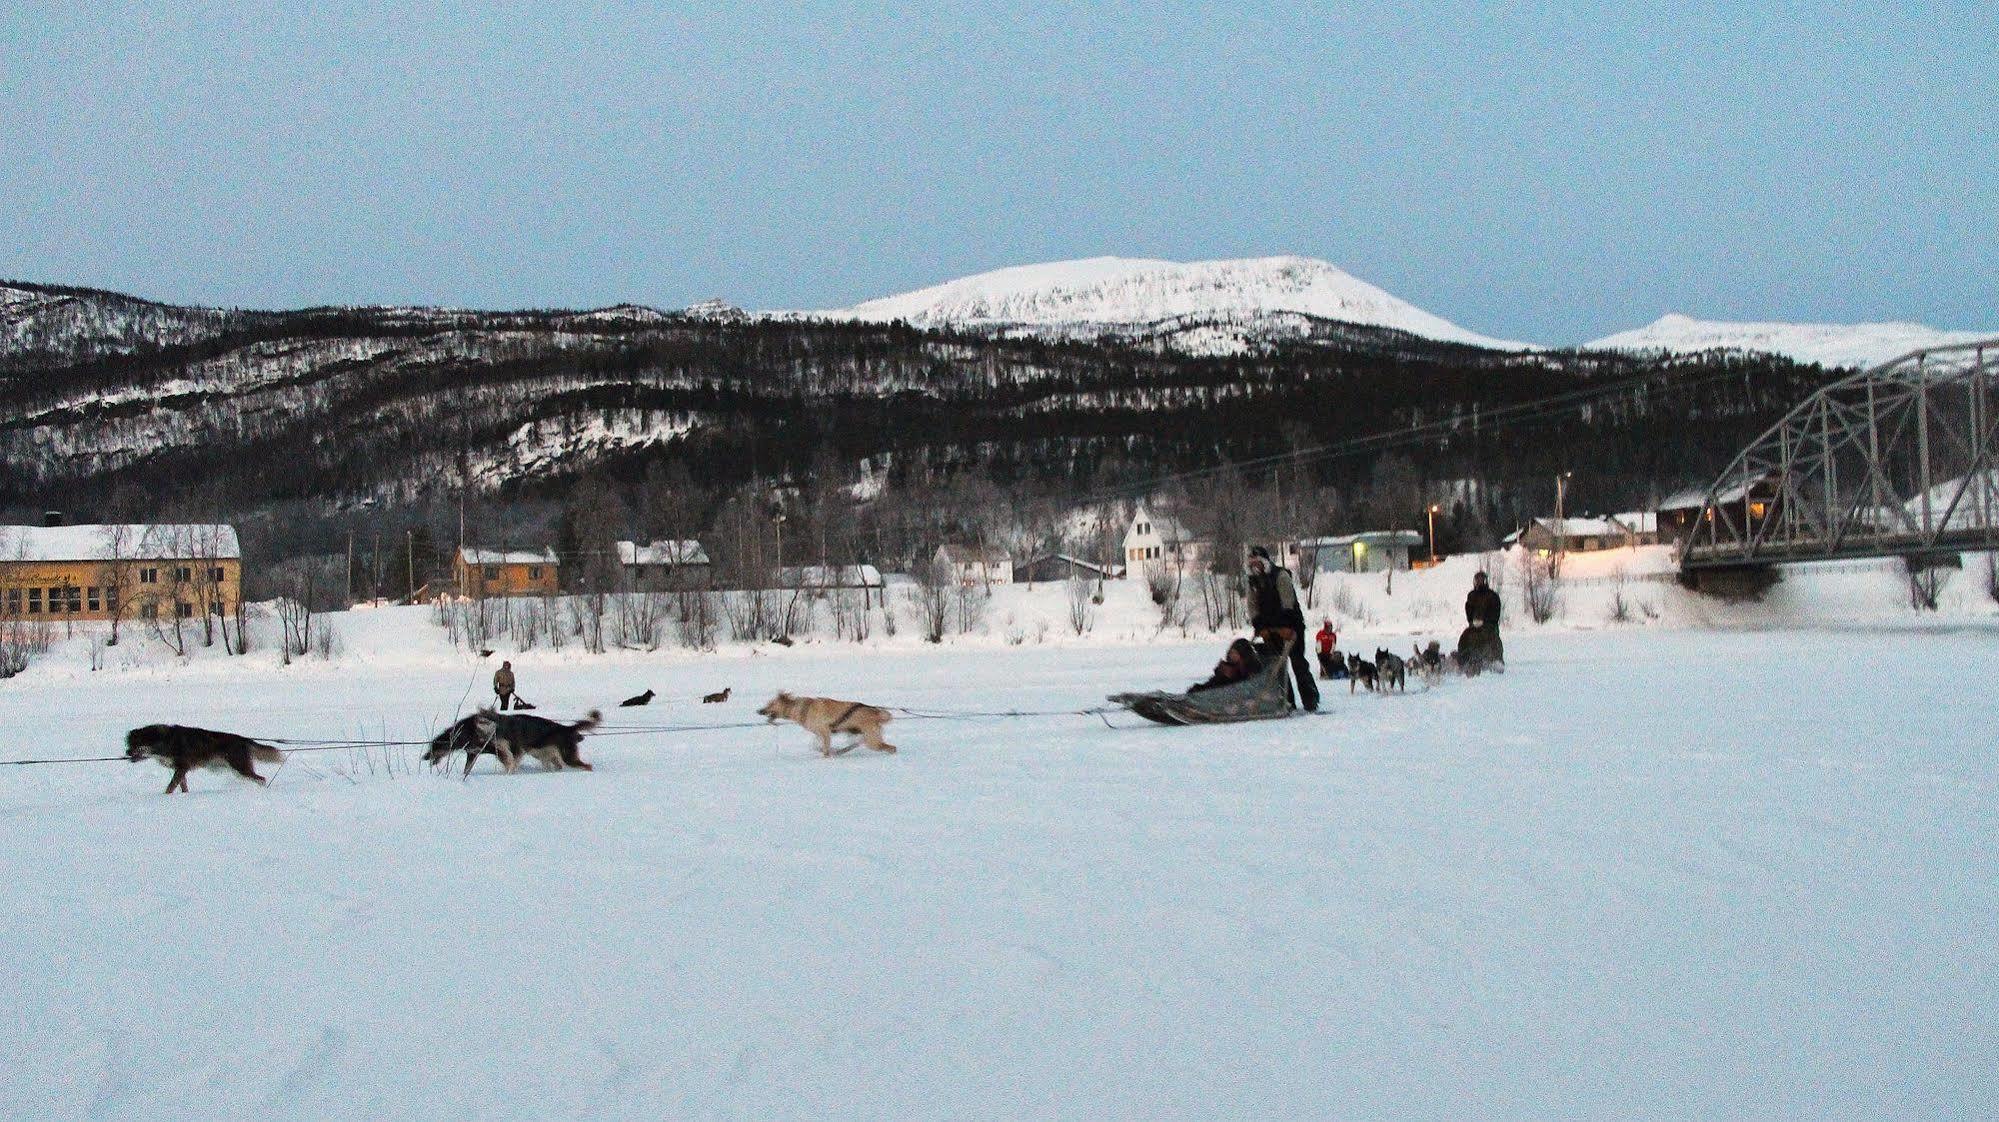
1108,642,1300,726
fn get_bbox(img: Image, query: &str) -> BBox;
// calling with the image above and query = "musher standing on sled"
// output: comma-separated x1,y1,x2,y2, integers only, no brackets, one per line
1457,571,1505,674
1246,546,1318,711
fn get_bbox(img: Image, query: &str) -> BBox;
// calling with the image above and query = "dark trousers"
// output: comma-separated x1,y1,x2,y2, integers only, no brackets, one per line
1259,630,1320,711
496,691,515,710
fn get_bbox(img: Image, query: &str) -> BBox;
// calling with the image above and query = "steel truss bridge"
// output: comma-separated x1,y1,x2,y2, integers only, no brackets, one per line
1680,338,1999,585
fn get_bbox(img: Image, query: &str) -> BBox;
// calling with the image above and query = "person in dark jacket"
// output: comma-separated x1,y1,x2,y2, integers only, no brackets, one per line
1190,638,1264,693
1456,571,1505,674
494,660,518,710
1245,546,1318,711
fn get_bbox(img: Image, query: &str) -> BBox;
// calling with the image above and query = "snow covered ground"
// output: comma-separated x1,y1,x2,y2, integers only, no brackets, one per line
2,600,1995,1118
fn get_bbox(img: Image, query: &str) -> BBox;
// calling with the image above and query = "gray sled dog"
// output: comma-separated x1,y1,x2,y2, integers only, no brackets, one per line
1374,649,1408,693
125,724,285,794
757,692,897,756
425,710,601,776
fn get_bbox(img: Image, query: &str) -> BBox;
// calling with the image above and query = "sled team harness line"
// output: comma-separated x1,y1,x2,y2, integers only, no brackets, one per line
0,703,1136,768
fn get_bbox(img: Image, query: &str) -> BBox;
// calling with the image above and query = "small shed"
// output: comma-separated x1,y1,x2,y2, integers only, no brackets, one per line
1292,531,1425,576
1018,554,1115,585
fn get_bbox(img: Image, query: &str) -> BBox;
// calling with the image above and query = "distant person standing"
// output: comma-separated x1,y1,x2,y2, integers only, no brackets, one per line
494,660,518,710
1314,618,1340,679
1457,571,1505,674
1246,546,1318,712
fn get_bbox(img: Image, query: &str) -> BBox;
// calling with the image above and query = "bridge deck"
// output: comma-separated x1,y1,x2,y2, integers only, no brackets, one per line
1681,527,1999,570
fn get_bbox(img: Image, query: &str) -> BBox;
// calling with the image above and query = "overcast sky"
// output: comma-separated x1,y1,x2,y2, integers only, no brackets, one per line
3,2,1993,342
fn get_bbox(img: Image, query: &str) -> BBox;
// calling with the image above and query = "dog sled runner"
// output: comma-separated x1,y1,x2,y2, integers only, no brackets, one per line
1108,645,1299,726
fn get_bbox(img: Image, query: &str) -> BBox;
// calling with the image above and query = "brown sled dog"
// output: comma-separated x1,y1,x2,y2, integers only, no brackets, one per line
757,692,897,756
125,725,285,794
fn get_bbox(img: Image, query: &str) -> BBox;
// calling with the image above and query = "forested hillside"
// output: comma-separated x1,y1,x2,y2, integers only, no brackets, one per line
0,279,1830,582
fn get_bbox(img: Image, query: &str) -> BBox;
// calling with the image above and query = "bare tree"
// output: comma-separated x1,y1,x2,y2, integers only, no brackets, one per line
1065,574,1096,636
94,524,137,647
910,559,953,643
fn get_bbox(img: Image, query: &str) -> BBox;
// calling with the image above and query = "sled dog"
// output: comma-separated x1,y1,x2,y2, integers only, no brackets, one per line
1374,649,1408,693
757,692,897,756
424,710,601,776
618,689,655,708
702,688,731,704
1346,653,1377,694
125,724,285,794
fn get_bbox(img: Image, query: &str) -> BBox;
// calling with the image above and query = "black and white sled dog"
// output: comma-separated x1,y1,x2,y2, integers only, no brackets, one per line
1346,653,1377,693
125,724,285,794
1374,649,1408,693
424,710,601,777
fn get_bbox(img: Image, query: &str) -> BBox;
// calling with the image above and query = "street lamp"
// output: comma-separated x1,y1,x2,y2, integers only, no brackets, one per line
1427,504,1441,564
773,513,786,570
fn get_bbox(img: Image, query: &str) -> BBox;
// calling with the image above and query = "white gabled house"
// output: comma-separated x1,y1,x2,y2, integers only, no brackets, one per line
616,539,711,589
1121,503,1211,576
933,544,1013,586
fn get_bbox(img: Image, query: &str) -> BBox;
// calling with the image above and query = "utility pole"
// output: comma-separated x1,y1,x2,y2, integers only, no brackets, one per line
345,531,354,605
1555,471,1573,559
406,529,415,604
1428,503,1440,564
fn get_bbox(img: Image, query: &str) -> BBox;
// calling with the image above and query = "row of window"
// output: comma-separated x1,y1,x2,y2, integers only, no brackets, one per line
3,586,208,617
479,566,545,580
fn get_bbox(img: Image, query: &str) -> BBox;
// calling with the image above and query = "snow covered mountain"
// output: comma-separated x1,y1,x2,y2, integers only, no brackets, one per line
1587,314,1997,371
829,255,1531,352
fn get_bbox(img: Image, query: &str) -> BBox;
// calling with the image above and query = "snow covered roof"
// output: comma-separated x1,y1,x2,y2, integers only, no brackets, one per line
616,540,709,566
776,565,883,588
1023,553,1111,575
459,546,557,566
1296,530,1425,549
1528,517,1626,538
0,523,240,562
1611,512,1658,534
936,543,1009,565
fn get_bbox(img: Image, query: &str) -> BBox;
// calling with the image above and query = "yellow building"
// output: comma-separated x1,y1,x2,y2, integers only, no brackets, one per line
454,547,560,598
0,522,243,623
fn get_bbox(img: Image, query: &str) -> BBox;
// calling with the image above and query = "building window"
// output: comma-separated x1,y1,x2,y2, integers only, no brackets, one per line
209,567,225,583
5,589,19,614
141,601,157,620
107,586,119,614
173,566,192,583
139,567,158,584
176,601,193,619
66,588,82,613
87,588,101,612
484,566,499,580
528,566,543,580
28,588,42,613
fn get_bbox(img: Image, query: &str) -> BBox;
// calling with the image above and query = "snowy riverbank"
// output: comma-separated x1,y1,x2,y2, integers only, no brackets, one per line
1,626,1995,1118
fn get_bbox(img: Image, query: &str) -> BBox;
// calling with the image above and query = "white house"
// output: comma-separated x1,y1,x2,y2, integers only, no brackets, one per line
615,539,711,588
1121,503,1211,575
933,544,1013,586
1290,530,1424,577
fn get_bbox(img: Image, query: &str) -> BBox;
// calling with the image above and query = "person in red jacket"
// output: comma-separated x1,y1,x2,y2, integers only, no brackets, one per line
1314,619,1340,679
